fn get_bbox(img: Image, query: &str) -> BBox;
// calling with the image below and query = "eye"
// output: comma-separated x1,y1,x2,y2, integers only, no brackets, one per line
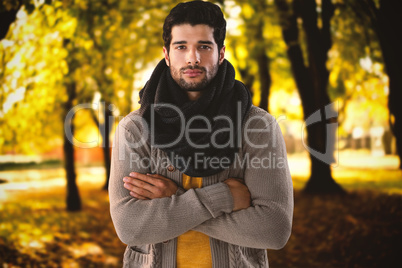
176,45,186,50
200,45,211,50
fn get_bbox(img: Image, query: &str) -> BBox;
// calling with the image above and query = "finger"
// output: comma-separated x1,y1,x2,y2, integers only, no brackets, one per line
124,176,154,193
228,177,244,181
126,183,154,199
147,173,169,181
130,191,150,200
122,179,151,199
224,178,244,184
146,173,173,188
129,172,160,186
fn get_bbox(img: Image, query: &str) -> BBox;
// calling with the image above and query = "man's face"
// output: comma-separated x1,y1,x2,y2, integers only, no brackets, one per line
163,24,225,91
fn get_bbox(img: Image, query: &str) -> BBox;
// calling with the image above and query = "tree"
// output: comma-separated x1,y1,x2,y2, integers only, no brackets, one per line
0,0,179,206
73,0,176,190
228,0,272,111
325,0,389,148
0,2,85,210
275,0,344,193
1,0,23,40
63,38,81,211
345,0,402,169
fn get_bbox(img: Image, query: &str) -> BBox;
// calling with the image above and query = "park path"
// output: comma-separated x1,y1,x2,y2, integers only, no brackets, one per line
0,166,105,201
0,152,401,201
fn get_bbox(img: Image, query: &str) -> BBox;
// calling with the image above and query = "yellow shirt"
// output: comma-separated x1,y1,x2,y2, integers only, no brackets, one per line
176,174,212,268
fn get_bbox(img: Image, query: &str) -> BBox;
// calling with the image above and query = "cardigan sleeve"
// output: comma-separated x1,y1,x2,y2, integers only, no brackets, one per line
108,112,234,246
192,110,294,249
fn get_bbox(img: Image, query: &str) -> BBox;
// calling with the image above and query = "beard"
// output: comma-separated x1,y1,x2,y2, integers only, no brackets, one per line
169,61,219,92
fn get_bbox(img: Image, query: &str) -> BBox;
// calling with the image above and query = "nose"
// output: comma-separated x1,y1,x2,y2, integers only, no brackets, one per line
186,48,200,65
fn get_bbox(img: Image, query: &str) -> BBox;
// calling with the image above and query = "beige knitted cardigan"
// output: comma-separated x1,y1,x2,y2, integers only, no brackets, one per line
109,105,294,268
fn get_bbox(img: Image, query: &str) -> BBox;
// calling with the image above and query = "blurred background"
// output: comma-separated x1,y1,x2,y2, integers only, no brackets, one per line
0,0,401,267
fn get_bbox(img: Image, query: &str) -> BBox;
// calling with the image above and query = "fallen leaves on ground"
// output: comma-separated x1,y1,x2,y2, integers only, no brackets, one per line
0,187,124,267
0,187,401,267
268,190,402,267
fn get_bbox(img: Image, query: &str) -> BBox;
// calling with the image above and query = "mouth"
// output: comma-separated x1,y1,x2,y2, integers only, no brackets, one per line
183,68,203,78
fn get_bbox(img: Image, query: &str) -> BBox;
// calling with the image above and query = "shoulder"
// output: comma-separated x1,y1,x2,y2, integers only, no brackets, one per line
113,110,151,153
115,109,151,147
118,109,146,134
243,105,277,129
240,106,286,153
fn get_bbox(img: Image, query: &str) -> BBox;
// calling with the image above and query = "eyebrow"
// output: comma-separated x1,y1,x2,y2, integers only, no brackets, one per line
172,40,214,45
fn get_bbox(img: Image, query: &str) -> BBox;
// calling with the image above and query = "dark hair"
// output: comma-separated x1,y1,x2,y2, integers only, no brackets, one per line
163,1,226,53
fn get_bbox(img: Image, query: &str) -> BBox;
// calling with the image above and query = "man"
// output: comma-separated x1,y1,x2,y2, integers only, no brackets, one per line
109,1,293,267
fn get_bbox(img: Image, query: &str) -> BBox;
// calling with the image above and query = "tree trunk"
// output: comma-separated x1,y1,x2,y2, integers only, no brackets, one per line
64,81,81,211
376,0,402,169
234,0,271,110
85,5,114,189
238,67,255,98
255,19,271,112
275,0,344,194
349,0,402,169
0,2,22,40
91,102,113,190
101,102,112,190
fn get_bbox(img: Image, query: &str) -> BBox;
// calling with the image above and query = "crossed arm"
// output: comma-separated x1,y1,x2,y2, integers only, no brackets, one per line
109,111,293,249
123,172,251,212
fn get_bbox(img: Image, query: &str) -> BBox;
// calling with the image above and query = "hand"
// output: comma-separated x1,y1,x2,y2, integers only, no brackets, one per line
224,178,251,211
123,172,178,200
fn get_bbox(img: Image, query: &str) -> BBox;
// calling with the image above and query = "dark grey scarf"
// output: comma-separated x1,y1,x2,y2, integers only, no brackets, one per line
139,59,251,177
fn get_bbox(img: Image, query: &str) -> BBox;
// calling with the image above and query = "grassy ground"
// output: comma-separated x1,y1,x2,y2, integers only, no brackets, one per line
0,160,401,267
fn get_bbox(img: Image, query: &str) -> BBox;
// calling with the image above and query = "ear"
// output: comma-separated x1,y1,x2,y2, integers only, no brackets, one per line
218,45,226,65
163,47,170,66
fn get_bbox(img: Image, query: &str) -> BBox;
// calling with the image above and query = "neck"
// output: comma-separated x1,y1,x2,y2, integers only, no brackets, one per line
187,91,203,101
